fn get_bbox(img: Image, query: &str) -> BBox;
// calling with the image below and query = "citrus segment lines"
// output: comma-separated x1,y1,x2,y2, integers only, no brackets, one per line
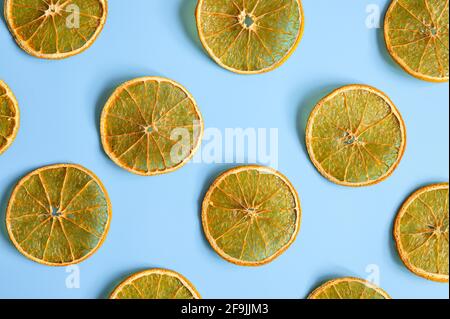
6,164,111,266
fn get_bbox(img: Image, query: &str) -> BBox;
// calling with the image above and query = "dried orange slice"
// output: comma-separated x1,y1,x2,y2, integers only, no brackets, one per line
100,77,204,176
110,269,201,299
6,164,111,266
394,183,449,282
0,80,19,155
384,0,449,82
4,0,107,59
196,0,304,74
308,277,391,299
202,165,301,266
306,85,406,187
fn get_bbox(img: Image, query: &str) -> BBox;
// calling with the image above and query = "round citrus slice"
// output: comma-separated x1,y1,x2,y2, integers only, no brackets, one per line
384,0,449,82
110,269,201,299
4,0,107,59
305,85,407,187
196,0,304,74
202,165,301,266
394,183,449,282
100,77,204,176
6,164,111,266
0,80,20,155
308,277,391,299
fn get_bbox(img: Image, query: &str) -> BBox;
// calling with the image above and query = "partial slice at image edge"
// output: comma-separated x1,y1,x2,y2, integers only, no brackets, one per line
394,183,449,283
384,0,449,82
308,277,392,299
0,80,20,155
110,268,201,299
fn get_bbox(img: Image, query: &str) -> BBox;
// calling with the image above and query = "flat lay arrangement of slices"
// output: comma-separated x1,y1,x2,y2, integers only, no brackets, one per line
0,0,448,299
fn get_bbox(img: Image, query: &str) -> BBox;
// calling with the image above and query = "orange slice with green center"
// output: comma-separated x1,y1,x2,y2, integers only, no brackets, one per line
4,0,107,59
110,269,201,299
202,165,301,266
100,77,204,176
0,80,20,155
384,0,449,82
394,183,449,282
196,0,304,74
6,164,111,266
308,277,391,299
306,85,407,187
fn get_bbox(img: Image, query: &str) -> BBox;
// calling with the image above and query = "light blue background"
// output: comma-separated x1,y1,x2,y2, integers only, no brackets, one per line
0,0,448,299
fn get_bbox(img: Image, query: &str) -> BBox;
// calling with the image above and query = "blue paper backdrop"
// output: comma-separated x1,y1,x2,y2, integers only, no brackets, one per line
0,0,448,299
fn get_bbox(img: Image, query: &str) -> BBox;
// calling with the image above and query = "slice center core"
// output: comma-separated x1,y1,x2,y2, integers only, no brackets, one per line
51,207,62,217
429,26,438,37
246,208,258,217
343,132,359,145
145,126,155,134
239,11,255,29
45,4,61,16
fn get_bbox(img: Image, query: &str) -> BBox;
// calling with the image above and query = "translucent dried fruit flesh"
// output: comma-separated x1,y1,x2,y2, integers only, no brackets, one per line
5,0,107,59
202,165,301,266
308,278,391,299
196,0,304,74
385,0,449,82
395,183,449,282
110,269,201,299
6,164,111,266
0,81,19,155
101,77,203,176
306,85,406,187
